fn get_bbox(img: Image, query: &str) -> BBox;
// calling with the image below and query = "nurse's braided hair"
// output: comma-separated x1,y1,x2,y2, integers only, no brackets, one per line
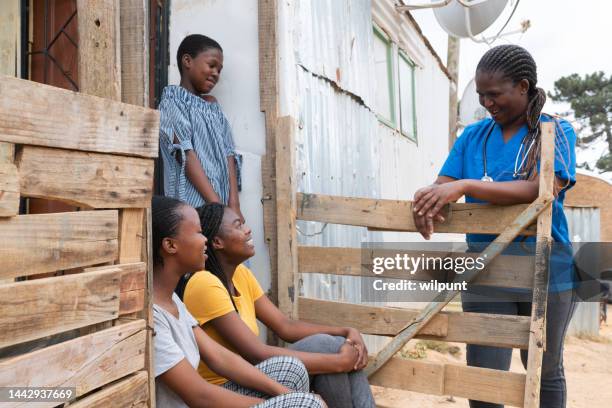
175,203,237,312
476,45,547,180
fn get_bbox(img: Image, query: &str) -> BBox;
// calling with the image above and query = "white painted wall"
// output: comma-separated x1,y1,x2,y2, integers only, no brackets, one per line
168,0,271,294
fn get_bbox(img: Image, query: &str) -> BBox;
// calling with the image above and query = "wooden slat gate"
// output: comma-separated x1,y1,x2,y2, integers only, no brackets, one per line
275,118,556,407
0,1,157,406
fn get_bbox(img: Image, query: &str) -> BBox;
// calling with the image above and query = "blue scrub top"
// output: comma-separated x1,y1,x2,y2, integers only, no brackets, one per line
439,115,577,291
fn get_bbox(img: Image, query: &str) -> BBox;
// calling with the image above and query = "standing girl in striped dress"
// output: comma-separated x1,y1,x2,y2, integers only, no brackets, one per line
159,34,244,222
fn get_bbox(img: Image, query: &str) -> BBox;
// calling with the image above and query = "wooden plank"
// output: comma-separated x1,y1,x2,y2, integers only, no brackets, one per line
120,0,149,106
16,146,153,208
0,269,121,348
0,211,118,280
298,246,535,289
298,298,530,349
0,75,159,158
259,0,280,346
365,197,552,377
144,207,156,405
84,262,147,292
76,0,121,101
524,122,556,408
369,357,445,396
69,371,148,408
0,143,18,217
119,208,145,263
0,320,146,407
0,0,19,77
275,117,298,319
120,289,146,315
369,357,525,407
296,193,536,236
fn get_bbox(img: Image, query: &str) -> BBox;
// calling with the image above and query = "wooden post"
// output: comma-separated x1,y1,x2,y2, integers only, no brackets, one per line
447,35,460,150
275,117,298,319
523,122,556,407
259,0,281,343
77,0,121,100
120,0,149,106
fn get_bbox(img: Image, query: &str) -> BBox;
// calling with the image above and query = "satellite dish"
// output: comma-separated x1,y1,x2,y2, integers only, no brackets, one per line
433,0,508,38
459,78,489,126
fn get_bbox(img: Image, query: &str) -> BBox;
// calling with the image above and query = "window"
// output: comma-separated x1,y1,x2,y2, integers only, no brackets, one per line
399,52,417,141
372,25,418,143
373,26,394,126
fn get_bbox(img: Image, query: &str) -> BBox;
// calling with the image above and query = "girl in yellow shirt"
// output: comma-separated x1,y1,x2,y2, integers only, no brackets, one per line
180,203,375,408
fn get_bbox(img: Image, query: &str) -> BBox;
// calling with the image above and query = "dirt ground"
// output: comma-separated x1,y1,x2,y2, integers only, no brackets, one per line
372,305,612,408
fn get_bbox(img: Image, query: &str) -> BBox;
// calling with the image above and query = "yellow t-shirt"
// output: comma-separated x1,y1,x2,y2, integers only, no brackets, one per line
183,264,265,385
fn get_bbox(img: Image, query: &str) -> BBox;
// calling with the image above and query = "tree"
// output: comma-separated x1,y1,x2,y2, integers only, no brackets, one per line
549,71,612,172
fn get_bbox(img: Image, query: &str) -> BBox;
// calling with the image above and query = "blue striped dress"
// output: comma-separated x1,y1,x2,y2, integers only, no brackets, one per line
158,85,242,207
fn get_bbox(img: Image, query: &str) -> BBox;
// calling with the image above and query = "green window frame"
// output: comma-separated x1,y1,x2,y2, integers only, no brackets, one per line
398,51,417,142
373,25,396,128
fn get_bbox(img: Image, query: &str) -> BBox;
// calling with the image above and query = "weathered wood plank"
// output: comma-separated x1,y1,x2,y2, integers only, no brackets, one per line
119,208,145,263
69,371,148,408
0,269,120,348
0,145,18,217
0,211,118,280
77,0,121,101
298,246,535,289
369,357,525,407
120,289,146,315
0,320,146,407
84,262,147,292
0,75,159,158
276,117,298,319
17,146,153,208
524,122,555,408
120,0,148,106
0,0,19,77
296,193,535,236
298,298,530,349
0,264,146,348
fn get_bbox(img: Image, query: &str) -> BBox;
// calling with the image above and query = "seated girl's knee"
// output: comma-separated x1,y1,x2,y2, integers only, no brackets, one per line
306,333,345,352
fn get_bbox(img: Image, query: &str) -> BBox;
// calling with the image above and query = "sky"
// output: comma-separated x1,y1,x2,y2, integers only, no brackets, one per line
411,0,612,112
411,0,612,178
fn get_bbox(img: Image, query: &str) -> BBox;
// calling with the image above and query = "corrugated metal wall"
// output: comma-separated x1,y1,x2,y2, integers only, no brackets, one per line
565,206,601,336
278,0,451,351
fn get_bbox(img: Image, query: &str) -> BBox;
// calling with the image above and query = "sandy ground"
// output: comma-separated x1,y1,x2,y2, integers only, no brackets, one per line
372,305,612,408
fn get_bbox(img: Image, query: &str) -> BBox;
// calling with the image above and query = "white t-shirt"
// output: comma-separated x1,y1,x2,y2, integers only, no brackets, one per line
154,293,201,408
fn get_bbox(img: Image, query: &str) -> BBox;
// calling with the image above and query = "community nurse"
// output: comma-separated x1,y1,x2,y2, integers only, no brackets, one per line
411,45,576,408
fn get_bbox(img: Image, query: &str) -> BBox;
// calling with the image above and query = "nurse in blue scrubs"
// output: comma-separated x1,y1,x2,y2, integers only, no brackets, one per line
412,45,577,408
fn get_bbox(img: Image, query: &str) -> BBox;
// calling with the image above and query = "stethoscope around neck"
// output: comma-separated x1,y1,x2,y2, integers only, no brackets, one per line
481,119,540,182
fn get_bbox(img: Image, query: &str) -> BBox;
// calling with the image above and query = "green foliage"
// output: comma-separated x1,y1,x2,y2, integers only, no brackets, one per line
549,71,612,172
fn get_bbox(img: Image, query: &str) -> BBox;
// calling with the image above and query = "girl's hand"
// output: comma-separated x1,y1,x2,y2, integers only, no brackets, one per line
345,328,368,370
412,181,465,239
337,343,359,372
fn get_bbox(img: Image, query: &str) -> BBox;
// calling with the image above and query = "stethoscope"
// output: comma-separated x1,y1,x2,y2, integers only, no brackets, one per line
481,120,539,182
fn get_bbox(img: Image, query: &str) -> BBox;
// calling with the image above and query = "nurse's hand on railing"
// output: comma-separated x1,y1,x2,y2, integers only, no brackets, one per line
413,180,465,239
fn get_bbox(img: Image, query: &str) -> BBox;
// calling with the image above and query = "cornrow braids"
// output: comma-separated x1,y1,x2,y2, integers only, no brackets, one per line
476,44,547,180
175,203,238,312
152,196,186,267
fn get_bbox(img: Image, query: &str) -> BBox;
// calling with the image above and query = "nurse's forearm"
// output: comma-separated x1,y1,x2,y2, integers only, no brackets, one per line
461,179,539,205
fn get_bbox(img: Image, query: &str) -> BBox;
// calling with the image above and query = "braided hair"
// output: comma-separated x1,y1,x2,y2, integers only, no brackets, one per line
176,34,223,76
476,44,546,180
175,203,238,311
152,196,186,267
